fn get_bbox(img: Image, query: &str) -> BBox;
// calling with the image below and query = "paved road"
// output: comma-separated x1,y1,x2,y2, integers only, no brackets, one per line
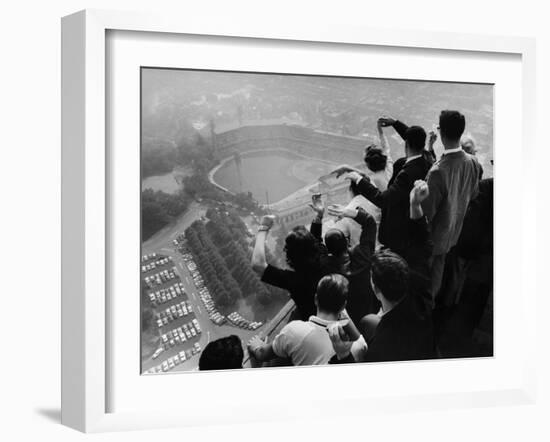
143,202,205,253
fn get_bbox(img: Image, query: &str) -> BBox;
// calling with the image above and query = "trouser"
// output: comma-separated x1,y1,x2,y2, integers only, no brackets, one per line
429,253,447,305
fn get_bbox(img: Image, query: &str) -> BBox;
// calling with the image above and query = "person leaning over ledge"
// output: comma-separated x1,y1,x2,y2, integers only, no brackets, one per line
328,181,435,364
308,193,380,324
332,117,432,259
251,214,323,321
247,274,367,366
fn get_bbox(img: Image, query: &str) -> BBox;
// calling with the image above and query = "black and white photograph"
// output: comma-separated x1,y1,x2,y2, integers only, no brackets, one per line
140,68,493,374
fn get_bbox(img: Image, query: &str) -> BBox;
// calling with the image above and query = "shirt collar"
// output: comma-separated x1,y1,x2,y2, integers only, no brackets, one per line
308,315,333,327
441,147,463,156
405,154,422,163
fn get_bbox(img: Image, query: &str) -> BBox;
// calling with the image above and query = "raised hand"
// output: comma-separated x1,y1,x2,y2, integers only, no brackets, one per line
259,215,276,231
410,180,429,206
327,204,358,219
309,194,325,218
331,164,360,178
428,130,437,146
327,322,353,360
343,171,363,184
378,116,396,127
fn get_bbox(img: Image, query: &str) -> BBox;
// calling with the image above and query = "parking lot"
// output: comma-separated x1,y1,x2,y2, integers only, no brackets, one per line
141,253,205,374
141,204,269,374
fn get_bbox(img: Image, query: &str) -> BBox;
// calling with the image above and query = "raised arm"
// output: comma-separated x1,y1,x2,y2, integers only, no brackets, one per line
328,205,376,251
426,130,437,163
354,208,377,256
409,181,433,260
410,180,429,220
308,193,325,243
408,180,434,310
392,119,409,141
378,115,408,144
251,215,275,275
344,167,413,210
376,118,391,156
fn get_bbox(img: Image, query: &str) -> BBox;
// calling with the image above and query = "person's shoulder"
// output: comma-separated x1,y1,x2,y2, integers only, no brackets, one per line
394,157,406,169
469,153,483,168
281,320,313,338
462,152,483,172
403,156,431,173
426,163,443,180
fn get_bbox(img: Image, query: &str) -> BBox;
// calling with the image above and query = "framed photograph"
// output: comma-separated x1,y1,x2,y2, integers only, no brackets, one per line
61,9,537,432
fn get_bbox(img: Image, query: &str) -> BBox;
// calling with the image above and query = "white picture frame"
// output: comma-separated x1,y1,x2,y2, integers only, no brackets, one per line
61,9,537,433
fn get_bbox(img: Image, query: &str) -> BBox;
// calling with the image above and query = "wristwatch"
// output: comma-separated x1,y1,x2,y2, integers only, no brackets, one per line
258,225,271,232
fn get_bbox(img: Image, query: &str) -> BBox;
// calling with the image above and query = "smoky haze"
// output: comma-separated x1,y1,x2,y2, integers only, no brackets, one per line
141,68,493,175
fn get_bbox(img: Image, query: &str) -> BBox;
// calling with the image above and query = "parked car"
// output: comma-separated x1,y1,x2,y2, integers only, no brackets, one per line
152,348,164,359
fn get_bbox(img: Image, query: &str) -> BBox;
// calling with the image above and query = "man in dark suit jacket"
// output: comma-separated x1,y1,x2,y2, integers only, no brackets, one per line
390,119,437,182
335,118,432,258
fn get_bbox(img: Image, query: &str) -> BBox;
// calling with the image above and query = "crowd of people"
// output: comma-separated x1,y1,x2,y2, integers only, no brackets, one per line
198,110,493,371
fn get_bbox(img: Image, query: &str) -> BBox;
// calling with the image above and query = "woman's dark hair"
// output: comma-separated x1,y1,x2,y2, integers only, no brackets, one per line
199,335,244,371
370,250,409,303
364,144,388,172
284,226,321,272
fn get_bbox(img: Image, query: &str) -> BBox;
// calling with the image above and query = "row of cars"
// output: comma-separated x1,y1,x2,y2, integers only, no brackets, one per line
141,252,158,263
227,312,263,331
147,281,186,306
144,267,178,289
141,256,173,274
142,245,204,374
160,318,202,350
155,300,193,328
178,247,229,326
199,290,226,325
145,342,202,374
185,254,259,330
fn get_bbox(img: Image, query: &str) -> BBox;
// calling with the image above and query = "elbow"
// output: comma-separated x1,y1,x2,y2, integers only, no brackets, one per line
252,261,267,275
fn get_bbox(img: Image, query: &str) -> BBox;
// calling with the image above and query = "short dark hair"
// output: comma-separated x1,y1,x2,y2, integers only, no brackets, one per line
284,226,320,272
199,335,243,371
404,126,426,153
439,110,466,141
315,274,349,314
324,228,348,256
364,144,387,172
370,250,409,303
